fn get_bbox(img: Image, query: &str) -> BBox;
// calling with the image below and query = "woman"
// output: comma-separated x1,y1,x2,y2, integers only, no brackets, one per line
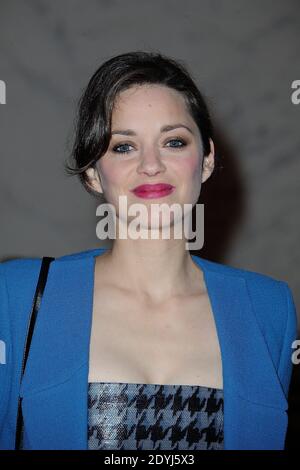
0,51,298,450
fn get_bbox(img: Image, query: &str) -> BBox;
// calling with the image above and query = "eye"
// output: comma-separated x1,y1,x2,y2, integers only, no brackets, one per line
112,143,134,154
165,138,187,148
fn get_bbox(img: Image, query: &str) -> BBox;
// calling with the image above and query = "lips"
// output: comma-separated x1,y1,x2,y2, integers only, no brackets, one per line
133,183,174,192
131,183,175,199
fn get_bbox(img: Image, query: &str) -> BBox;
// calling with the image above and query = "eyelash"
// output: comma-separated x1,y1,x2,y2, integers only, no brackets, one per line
112,138,187,155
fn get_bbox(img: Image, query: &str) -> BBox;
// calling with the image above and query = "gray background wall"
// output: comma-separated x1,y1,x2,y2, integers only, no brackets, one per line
0,0,300,448
0,0,299,319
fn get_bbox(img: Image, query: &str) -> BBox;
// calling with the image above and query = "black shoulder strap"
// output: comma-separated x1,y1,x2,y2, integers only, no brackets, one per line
15,256,55,450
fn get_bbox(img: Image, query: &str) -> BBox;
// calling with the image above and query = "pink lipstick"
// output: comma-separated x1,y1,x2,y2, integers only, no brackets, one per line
131,183,175,199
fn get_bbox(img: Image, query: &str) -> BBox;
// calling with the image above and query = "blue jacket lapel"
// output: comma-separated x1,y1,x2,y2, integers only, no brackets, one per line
20,254,96,449
193,257,288,449
19,248,288,450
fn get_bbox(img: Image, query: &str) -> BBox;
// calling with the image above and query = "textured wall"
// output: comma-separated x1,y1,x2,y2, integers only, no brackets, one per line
0,0,299,317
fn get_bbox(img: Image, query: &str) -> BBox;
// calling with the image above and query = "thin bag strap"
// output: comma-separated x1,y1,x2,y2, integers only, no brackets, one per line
15,256,55,450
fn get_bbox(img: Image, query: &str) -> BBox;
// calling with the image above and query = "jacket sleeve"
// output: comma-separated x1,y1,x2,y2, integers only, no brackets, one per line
278,282,299,398
0,264,11,432
0,258,43,449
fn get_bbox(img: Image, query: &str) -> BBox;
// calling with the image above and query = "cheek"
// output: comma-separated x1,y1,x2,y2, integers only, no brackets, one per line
175,154,201,180
99,162,127,192
173,155,202,203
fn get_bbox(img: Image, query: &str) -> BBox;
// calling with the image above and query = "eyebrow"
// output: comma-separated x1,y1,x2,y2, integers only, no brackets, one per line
111,123,194,136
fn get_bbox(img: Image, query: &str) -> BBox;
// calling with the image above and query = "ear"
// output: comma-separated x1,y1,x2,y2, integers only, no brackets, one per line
201,138,215,183
85,166,103,194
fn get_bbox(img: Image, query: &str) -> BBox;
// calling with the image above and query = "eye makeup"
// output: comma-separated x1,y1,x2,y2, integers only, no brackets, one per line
111,136,189,155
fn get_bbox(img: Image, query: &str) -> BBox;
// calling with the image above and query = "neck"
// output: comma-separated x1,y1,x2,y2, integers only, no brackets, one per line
98,236,204,305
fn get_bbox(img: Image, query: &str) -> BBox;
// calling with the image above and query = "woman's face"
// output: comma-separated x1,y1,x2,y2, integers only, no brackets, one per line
86,84,214,230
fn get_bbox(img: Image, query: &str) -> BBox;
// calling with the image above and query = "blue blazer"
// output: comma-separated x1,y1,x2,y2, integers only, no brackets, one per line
0,247,298,450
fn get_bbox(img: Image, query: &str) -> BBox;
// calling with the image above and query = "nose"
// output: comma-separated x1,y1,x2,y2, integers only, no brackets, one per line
136,146,166,177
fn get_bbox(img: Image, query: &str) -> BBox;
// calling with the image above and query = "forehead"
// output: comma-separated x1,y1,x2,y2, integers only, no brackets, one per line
112,84,190,119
